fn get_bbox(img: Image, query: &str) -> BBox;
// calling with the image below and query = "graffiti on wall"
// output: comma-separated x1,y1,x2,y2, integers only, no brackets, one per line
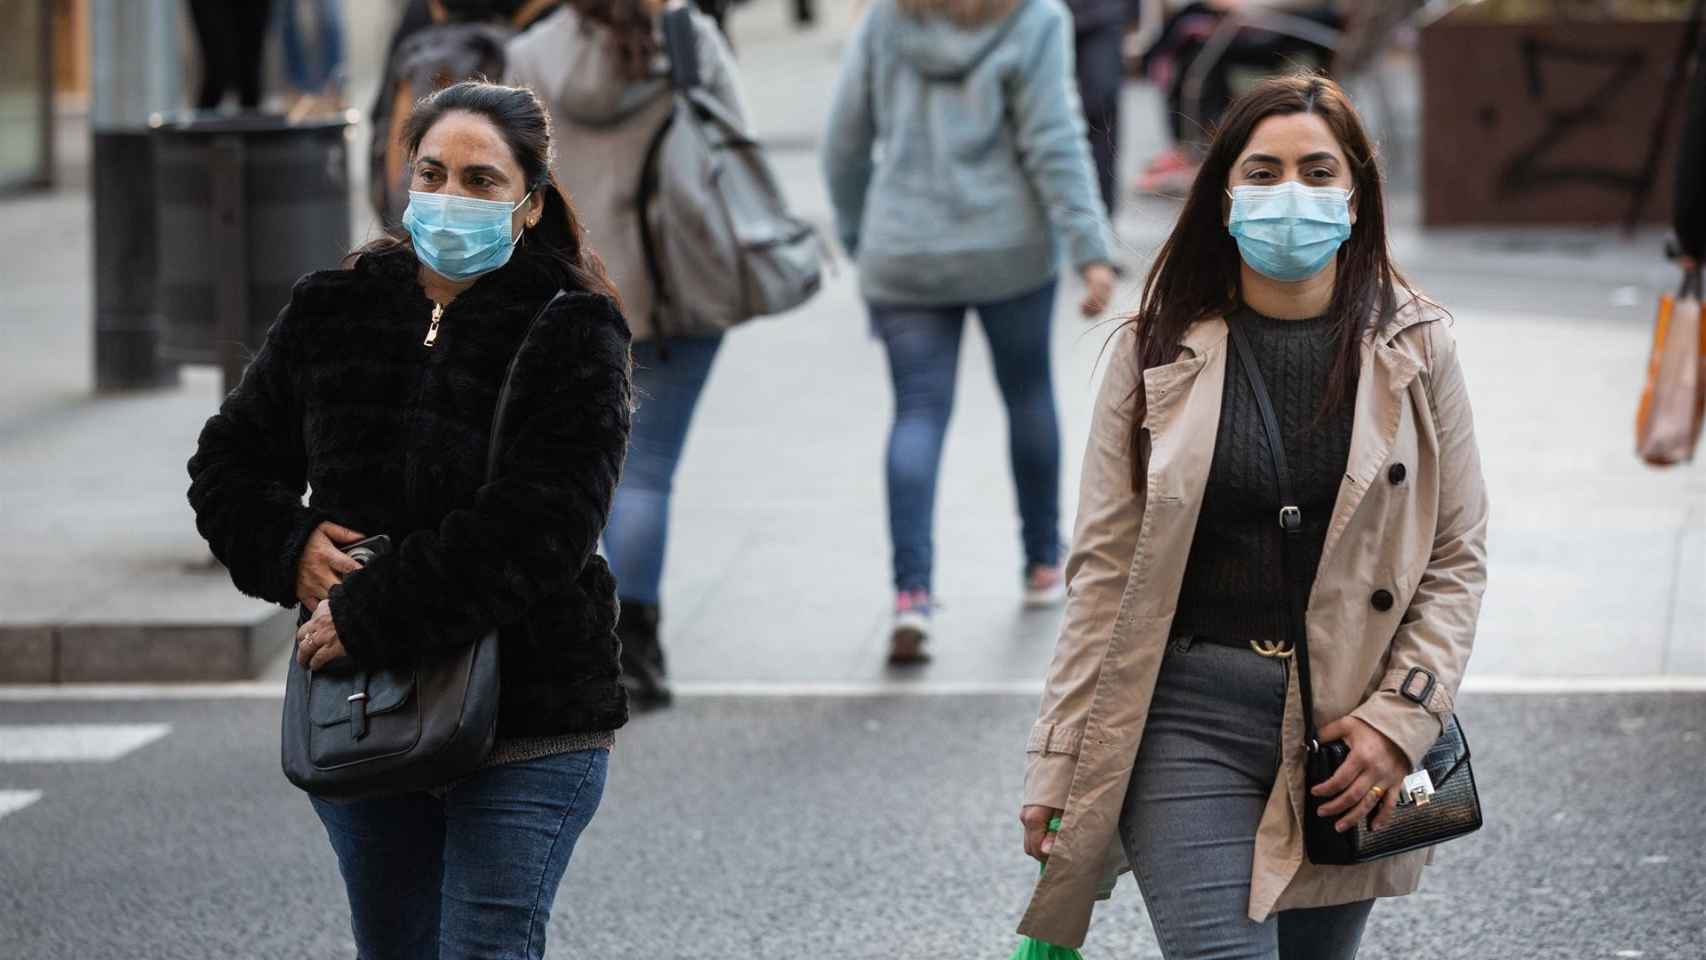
1493,36,1653,201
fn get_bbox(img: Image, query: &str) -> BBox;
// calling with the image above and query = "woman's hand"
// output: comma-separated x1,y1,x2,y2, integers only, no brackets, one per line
295,601,349,672
1020,804,1064,862
295,521,366,612
1079,263,1117,317
1310,716,1411,833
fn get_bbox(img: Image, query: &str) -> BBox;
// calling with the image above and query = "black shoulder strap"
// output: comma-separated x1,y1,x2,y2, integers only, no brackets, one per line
662,7,701,91
486,289,567,481
1225,319,1322,749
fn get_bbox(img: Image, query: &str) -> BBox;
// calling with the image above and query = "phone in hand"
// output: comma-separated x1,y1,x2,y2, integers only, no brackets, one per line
340,534,392,567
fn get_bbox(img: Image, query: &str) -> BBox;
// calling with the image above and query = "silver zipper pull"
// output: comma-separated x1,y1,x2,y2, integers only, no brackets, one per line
424,302,445,347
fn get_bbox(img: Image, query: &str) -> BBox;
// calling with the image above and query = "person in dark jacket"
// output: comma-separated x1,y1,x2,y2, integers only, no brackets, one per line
1064,0,1130,217
1676,37,1705,273
186,81,631,960
187,0,275,110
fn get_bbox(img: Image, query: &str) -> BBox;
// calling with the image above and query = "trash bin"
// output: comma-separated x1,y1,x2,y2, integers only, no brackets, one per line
152,112,355,390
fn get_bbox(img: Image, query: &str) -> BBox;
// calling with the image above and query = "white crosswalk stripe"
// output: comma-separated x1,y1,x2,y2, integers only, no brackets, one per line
0,723,172,824
0,790,42,821
0,723,172,762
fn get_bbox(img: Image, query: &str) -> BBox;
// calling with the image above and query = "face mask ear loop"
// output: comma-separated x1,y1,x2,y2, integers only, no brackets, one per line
510,190,535,244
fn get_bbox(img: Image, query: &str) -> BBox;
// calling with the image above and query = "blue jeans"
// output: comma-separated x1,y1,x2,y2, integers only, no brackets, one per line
278,0,344,92
1120,638,1373,959
604,335,723,605
311,749,608,960
869,280,1062,593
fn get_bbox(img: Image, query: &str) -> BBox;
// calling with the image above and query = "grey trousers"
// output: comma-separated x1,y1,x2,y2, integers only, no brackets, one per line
1119,636,1374,960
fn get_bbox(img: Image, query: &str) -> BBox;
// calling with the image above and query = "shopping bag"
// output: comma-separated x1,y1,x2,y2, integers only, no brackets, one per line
1008,818,1085,960
1636,268,1706,466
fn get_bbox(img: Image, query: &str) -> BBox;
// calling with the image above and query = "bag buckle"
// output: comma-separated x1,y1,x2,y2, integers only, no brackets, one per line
1278,506,1302,531
1400,769,1436,807
1400,667,1437,705
347,690,370,741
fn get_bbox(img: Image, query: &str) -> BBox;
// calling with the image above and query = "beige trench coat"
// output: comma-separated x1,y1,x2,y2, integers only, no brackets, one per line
1018,299,1489,947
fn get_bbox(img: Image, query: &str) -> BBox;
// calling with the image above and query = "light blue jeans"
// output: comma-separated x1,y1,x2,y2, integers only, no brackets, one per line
603,334,723,605
867,280,1063,593
1120,637,1374,959
311,749,608,960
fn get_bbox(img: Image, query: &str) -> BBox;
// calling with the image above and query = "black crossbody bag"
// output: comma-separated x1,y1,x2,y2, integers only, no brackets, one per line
1226,318,1482,865
281,290,566,801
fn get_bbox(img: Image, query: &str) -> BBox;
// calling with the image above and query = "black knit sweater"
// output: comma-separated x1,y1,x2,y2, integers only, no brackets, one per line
186,247,633,736
1171,306,1355,647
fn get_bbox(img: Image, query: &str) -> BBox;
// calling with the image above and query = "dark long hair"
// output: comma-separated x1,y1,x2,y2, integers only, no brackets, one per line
1123,73,1423,493
567,0,660,81
358,81,619,304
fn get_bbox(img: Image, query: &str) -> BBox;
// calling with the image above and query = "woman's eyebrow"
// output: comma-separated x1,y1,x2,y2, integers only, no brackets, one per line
1241,151,1341,166
460,164,509,181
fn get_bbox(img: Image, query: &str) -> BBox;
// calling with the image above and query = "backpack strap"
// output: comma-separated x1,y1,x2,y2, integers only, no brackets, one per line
662,6,702,91
635,109,679,351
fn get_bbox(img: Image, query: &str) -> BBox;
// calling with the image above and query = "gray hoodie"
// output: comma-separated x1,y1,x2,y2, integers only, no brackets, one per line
821,0,1114,306
506,7,747,340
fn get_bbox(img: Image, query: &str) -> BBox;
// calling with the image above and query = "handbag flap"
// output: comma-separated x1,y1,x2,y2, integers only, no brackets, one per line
307,668,416,727
1421,713,1471,787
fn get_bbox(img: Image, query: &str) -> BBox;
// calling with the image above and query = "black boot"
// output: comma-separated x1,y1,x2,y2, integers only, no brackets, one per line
617,599,672,710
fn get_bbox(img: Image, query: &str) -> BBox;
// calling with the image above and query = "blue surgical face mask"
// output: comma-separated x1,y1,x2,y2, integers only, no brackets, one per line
1225,182,1354,282
402,190,531,282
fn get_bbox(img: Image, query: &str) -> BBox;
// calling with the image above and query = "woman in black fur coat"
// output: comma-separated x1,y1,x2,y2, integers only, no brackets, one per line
186,81,631,959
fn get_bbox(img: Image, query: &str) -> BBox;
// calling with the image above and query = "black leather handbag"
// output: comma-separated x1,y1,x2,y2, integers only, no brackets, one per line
280,290,566,801
1226,317,1482,865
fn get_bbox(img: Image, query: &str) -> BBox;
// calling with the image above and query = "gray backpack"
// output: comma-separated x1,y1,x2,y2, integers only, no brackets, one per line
635,9,822,339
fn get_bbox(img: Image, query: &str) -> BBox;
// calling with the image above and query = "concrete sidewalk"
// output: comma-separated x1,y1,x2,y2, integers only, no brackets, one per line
0,0,1700,683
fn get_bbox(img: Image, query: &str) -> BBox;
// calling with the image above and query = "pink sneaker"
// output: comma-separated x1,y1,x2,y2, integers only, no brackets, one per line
889,590,933,665
1135,146,1201,197
1024,565,1066,609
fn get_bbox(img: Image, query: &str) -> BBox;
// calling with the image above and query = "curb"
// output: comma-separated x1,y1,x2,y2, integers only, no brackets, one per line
0,610,295,684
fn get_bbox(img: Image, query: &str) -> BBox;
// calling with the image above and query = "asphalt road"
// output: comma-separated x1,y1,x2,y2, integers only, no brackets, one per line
1,692,1700,959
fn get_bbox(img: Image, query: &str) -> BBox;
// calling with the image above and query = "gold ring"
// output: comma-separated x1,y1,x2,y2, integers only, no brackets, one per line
1369,785,1387,799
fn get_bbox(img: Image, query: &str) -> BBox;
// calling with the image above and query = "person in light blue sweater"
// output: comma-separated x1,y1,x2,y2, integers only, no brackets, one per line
822,0,1117,664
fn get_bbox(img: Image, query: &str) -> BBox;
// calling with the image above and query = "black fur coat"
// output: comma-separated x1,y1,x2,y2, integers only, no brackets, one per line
187,247,633,736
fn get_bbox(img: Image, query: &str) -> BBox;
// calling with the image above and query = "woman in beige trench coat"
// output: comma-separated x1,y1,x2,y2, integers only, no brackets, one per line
1016,75,1489,957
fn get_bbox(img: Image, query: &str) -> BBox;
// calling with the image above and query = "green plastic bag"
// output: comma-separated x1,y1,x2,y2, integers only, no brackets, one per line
1007,818,1085,960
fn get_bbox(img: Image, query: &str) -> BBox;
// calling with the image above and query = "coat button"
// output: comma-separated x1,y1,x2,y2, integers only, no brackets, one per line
1388,463,1407,485
1371,589,1395,612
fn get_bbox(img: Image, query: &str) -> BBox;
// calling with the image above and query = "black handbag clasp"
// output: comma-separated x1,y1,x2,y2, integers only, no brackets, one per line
348,679,370,741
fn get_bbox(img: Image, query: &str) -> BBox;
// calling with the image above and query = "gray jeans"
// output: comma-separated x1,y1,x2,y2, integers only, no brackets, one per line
1119,636,1374,960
